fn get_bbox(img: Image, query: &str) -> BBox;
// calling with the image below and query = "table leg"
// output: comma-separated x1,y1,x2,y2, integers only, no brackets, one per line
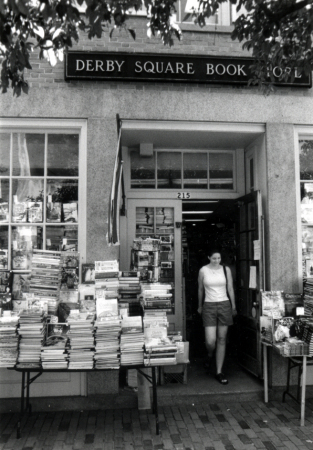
151,367,159,435
263,344,268,403
26,371,31,413
300,356,307,427
17,371,26,439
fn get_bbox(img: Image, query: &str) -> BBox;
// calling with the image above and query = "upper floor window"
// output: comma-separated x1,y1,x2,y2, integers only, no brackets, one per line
130,149,235,190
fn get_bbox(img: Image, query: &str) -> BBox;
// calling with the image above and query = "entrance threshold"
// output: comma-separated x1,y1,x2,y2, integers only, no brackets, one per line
157,354,264,405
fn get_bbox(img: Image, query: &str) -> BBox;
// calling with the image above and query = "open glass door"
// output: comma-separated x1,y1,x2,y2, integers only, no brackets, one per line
236,191,264,377
127,199,182,333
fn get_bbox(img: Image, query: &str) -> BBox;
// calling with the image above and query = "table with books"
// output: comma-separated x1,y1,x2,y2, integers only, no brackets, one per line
3,249,186,438
260,291,313,427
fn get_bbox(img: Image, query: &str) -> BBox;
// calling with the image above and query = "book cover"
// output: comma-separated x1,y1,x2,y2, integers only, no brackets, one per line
27,202,43,223
12,202,27,223
46,202,61,223
0,249,8,270
0,202,9,223
63,203,78,223
82,264,95,283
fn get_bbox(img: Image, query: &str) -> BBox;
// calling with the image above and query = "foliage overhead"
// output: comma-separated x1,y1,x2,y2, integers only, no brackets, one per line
0,0,313,96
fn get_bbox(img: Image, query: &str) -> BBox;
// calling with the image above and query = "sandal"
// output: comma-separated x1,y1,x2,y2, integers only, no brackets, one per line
215,373,228,385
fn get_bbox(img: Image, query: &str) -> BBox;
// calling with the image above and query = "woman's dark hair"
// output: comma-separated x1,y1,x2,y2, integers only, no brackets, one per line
207,248,222,258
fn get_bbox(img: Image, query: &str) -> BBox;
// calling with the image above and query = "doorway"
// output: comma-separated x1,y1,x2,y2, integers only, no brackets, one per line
182,195,263,384
183,199,238,360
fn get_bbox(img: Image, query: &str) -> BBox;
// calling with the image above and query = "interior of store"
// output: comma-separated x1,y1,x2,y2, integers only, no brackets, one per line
180,199,263,393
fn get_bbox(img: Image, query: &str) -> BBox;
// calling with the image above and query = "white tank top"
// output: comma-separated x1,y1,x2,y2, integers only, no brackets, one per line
203,266,228,303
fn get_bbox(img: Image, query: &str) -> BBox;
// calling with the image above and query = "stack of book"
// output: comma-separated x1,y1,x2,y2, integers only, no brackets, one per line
29,250,62,315
120,316,144,366
144,338,178,366
41,337,68,369
143,311,177,366
141,283,173,313
119,271,141,316
94,306,121,369
17,310,46,368
95,260,119,301
0,314,19,368
67,311,95,369
304,278,313,316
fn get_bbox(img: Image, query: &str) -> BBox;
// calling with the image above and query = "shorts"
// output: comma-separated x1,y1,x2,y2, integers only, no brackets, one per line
202,301,233,327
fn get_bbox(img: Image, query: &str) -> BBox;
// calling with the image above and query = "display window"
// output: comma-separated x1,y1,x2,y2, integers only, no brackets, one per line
0,120,86,275
299,137,313,279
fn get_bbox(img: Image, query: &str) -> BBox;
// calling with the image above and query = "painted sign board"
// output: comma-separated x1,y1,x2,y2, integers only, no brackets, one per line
65,51,312,87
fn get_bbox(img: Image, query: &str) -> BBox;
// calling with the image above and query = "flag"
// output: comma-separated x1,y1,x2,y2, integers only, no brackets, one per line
107,128,123,246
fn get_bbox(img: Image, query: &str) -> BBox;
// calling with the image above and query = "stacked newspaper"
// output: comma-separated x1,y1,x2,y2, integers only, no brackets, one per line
0,314,19,368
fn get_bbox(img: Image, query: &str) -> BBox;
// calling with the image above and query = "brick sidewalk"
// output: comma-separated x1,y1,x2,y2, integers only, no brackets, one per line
1,399,313,450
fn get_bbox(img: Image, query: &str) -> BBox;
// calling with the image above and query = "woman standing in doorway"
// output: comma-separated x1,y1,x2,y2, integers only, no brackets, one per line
197,249,237,385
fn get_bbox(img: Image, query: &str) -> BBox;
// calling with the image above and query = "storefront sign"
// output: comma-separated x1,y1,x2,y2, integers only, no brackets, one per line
65,51,312,87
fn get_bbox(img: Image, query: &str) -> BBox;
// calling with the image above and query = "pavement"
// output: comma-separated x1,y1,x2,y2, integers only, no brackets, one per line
1,397,313,450
1,356,313,449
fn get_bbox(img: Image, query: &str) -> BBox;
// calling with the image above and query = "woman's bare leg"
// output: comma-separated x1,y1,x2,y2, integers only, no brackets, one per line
216,325,228,374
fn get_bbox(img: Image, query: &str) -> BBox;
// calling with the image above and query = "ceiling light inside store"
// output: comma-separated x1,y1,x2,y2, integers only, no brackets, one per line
185,219,207,222
182,211,213,214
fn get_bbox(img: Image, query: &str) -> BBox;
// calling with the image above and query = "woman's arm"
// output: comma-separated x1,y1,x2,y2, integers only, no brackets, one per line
226,266,237,315
197,268,204,314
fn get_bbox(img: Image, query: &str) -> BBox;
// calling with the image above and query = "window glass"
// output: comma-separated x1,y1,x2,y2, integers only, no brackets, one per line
0,128,80,275
300,140,313,180
157,152,182,189
183,153,207,188
47,134,79,176
0,180,10,223
180,0,218,24
0,134,10,176
131,150,155,189
47,179,78,223
12,179,44,223
209,153,233,190
300,139,313,280
12,133,45,176
11,226,43,270
46,226,78,252
0,226,8,269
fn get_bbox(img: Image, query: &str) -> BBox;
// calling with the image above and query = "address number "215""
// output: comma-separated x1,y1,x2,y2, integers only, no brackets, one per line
177,192,191,199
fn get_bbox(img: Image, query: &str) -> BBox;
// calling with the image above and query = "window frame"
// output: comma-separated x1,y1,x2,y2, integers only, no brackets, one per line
0,118,87,272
